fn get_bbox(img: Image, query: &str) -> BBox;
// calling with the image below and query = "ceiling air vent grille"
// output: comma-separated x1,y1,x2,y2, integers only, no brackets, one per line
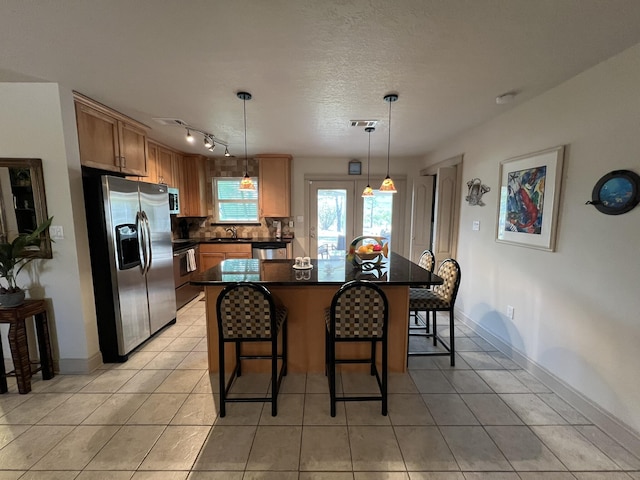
152,118,189,126
349,120,378,128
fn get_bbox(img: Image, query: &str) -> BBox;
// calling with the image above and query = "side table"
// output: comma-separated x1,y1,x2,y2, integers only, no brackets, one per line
0,299,54,394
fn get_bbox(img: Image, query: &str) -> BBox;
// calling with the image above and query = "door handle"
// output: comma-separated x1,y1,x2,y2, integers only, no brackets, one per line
136,211,147,274
142,211,152,274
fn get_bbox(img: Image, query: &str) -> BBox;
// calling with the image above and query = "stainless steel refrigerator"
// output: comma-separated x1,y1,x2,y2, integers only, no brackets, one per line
83,174,176,362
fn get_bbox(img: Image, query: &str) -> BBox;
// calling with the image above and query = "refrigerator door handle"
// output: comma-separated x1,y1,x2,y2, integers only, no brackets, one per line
136,211,148,274
142,210,153,274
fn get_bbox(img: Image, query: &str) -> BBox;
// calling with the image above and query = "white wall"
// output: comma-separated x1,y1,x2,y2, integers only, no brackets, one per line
425,43,640,436
0,83,101,373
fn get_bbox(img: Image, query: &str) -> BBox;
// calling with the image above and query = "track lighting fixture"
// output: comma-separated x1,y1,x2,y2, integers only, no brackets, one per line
379,94,398,193
237,91,255,191
362,127,375,197
181,127,229,155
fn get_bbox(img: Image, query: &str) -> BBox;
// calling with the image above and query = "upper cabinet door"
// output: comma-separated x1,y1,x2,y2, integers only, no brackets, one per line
75,102,121,173
118,121,147,176
157,146,175,186
257,154,292,218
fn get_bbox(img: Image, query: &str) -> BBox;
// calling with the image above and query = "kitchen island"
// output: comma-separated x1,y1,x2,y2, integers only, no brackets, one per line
190,252,443,373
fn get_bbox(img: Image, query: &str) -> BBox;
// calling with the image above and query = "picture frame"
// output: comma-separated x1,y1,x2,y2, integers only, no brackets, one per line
348,160,361,175
496,146,565,251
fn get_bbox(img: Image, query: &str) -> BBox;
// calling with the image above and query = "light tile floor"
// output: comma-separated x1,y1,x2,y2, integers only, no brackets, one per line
1,295,639,479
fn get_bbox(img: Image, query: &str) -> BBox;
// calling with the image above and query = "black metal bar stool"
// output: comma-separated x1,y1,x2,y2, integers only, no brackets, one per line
325,280,389,416
409,249,435,329
216,282,287,417
408,258,461,366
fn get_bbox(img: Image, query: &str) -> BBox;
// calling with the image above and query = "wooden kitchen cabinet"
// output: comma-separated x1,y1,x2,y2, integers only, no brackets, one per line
257,154,292,217
74,93,148,176
146,141,177,186
178,155,208,217
199,243,252,272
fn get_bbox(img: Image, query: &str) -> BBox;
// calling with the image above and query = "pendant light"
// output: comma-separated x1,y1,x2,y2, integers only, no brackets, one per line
362,127,375,197
379,93,398,193
186,128,194,143
237,91,255,191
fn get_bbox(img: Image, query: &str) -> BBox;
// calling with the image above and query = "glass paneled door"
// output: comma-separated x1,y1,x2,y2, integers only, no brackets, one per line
309,180,401,259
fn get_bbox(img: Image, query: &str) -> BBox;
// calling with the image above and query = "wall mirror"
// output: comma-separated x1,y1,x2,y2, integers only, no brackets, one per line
0,158,52,258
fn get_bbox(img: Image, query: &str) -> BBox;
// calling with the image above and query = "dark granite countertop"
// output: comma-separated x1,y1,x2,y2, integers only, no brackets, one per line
190,252,443,287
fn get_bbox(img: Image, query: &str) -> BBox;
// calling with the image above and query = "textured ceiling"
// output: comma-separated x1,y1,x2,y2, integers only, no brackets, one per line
2,0,640,159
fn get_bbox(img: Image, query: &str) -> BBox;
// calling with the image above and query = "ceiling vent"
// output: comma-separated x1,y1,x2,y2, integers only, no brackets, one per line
349,120,378,128
152,117,189,127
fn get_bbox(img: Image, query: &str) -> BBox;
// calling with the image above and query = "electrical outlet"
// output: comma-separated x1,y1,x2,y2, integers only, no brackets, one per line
289,220,294,228
506,305,514,319
50,225,64,240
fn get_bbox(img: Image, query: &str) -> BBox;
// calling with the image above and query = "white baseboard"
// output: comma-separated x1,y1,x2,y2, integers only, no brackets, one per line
455,307,640,455
56,351,103,374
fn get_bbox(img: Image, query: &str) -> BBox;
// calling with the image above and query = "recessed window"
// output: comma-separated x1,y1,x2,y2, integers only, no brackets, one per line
213,177,259,223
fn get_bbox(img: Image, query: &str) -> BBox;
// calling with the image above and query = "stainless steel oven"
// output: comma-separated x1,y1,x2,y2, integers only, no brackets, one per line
173,244,201,310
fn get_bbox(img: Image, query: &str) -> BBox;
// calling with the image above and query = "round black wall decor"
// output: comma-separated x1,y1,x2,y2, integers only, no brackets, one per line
588,169,640,215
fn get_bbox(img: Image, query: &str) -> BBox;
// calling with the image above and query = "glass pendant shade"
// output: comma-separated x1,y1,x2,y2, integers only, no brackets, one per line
379,176,397,192
380,93,398,193
239,173,255,190
362,184,374,197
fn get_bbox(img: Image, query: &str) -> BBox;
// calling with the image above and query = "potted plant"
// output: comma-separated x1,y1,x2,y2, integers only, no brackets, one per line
0,217,53,307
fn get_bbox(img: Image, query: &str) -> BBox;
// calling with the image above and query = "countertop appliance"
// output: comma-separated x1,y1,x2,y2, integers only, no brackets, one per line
173,243,201,310
83,175,176,362
252,241,288,259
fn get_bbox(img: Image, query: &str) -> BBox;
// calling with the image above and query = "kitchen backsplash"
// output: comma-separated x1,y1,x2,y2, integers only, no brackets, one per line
171,157,293,240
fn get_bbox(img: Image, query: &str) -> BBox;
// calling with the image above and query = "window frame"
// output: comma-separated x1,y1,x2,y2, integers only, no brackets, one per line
212,177,259,224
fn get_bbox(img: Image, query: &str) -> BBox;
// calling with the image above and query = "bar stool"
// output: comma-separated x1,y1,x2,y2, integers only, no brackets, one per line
408,258,461,366
409,249,435,328
325,280,389,416
216,282,287,417
0,299,54,394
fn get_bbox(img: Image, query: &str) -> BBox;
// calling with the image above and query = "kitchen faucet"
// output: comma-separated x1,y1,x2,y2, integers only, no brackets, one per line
225,226,238,240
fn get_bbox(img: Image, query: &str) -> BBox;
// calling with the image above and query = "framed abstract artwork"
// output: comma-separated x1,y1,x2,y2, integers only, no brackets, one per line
496,146,565,251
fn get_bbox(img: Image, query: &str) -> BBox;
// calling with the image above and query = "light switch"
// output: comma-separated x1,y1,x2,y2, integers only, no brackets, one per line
296,215,304,223
50,225,64,240
472,220,480,231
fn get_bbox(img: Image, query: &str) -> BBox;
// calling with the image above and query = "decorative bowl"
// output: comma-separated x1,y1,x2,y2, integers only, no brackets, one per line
355,251,382,261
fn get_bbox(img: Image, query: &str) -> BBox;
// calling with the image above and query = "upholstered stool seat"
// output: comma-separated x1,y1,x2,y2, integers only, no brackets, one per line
216,282,287,417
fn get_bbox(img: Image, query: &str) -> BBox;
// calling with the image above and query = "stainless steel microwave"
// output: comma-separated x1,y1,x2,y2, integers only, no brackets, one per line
168,187,180,214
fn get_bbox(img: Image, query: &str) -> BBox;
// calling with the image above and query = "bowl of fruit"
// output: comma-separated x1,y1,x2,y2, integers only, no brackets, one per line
355,243,384,261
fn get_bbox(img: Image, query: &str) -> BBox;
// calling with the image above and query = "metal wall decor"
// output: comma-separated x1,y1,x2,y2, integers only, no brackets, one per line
586,169,640,215
465,178,490,206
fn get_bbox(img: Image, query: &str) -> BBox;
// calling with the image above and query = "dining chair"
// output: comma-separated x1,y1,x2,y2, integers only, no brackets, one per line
408,258,461,366
325,280,389,416
216,282,288,416
409,249,435,328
